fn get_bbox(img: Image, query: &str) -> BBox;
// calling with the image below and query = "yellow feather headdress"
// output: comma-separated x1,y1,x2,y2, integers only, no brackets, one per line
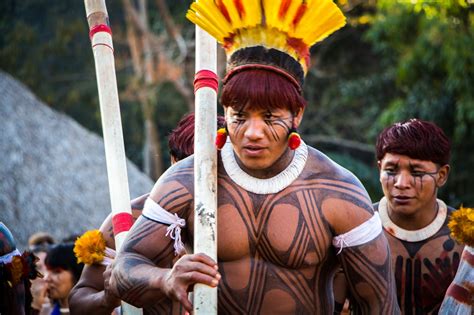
187,0,346,85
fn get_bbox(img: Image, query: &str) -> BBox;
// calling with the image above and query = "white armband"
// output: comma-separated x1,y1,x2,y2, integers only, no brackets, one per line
142,198,186,255
332,212,382,254
0,249,21,264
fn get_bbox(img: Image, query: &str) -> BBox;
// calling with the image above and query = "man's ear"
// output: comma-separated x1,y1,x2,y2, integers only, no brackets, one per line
294,107,305,128
437,164,450,187
377,160,382,171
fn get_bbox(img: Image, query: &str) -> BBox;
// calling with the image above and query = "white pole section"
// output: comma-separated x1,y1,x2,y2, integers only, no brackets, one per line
84,1,141,314
193,24,218,314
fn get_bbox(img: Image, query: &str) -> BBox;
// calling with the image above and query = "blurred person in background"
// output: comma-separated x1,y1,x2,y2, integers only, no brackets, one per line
29,232,55,275
44,243,84,315
1,222,41,315
29,232,55,313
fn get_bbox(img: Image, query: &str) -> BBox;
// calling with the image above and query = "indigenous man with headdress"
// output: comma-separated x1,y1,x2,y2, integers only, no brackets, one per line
335,119,464,314
109,1,399,314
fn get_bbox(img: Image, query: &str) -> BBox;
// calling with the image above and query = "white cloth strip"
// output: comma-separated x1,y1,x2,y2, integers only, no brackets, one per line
100,247,117,266
143,198,186,255
332,212,382,254
0,249,21,264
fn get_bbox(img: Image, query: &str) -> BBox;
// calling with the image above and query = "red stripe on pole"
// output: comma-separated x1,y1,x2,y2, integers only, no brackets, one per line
89,24,112,40
112,212,133,235
194,70,218,93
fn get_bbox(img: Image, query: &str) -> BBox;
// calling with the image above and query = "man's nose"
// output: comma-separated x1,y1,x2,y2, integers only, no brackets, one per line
244,118,265,140
394,171,411,189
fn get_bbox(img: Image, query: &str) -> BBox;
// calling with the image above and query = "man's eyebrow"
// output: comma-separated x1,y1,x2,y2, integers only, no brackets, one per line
408,162,428,169
383,160,399,167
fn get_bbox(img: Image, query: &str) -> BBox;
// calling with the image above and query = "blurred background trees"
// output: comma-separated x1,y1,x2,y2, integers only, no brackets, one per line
1,0,473,205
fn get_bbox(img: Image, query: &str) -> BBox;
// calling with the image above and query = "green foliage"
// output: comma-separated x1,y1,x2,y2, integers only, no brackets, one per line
0,0,101,132
155,82,190,166
0,0,191,171
365,0,474,205
1,0,473,205
327,152,382,202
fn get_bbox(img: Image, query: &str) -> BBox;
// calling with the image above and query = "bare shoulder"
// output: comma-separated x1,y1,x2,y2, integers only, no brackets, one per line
304,147,374,234
119,157,195,261
149,155,195,219
99,193,150,250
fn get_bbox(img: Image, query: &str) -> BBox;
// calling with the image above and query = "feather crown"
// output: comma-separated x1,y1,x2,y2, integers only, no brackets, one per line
187,0,346,86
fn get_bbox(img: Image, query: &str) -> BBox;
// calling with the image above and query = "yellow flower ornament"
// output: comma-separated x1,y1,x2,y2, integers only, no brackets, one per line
74,230,116,266
448,206,474,247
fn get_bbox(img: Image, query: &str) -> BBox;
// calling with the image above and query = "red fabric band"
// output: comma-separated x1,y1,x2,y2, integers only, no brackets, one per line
445,283,471,304
112,212,133,235
223,64,302,93
194,70,219,93
89,24,112,40
462,248,474,266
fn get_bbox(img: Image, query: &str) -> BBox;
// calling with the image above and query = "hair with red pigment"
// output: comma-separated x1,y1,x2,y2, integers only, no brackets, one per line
168,112,226,161
376,119,451,165
220,69,306,114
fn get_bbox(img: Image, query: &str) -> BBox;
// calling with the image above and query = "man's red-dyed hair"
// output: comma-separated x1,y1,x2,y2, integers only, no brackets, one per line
168,112,225,161
376,119,451,165
220,69,306,114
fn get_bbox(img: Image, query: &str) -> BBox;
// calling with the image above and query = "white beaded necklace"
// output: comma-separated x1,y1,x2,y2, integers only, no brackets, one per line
378,196,447,242
221,140,308,194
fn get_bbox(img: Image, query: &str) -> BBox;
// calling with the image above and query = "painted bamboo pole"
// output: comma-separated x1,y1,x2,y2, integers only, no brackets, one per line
193,23,219,314
83,1,142,314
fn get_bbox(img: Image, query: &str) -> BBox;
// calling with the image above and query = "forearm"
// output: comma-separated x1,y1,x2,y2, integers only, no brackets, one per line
338,235,400,314
69,286,117,315
111,252,170,307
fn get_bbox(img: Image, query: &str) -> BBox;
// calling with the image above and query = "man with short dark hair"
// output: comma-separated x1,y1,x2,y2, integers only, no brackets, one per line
335,119,464,314
375,119,464,313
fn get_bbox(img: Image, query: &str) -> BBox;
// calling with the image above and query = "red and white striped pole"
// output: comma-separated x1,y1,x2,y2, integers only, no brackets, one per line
193,22,219,315
84,1,141,314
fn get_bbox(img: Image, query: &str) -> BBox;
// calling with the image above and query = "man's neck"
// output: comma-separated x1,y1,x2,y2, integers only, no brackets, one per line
387,199,439,231
236,148,295,179
59,297,69,309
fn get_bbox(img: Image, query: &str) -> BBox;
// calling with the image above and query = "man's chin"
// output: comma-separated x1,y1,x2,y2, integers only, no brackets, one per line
388,200,418,216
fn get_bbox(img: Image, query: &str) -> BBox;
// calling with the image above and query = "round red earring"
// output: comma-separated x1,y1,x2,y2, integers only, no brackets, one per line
288,128,301,150
215,127,227,150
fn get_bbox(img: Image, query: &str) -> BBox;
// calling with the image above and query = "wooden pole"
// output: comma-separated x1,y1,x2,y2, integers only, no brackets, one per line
193,25,218,314
83,1,142,314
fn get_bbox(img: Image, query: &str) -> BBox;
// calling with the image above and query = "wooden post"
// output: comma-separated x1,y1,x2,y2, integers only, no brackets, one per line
193,25,218,314
83,0,142,314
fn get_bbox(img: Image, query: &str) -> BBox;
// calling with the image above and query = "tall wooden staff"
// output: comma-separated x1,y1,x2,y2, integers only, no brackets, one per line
193,22,218,315
84,0,141,314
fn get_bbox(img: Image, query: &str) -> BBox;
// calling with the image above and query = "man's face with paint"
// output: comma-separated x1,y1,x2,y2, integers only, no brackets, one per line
224,104,302,177
378,153,449,216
